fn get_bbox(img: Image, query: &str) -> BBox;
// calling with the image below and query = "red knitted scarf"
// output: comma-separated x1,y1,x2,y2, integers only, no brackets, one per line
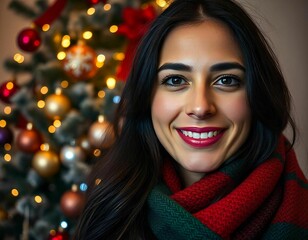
162,136,308,239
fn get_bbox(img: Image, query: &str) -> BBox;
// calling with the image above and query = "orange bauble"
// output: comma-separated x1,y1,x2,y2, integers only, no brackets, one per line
60,190,85,218
63,42,98,80
16,129,42,153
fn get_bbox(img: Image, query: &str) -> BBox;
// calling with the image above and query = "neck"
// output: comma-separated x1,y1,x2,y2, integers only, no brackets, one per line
178,166,205,187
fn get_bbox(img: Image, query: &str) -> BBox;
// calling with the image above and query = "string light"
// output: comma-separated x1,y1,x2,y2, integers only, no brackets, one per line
93,149,101,157
11,188,19,197
4,154,11,162
60,80,69,88
103,4,111,11
37,100,45,108
106,77,116,89
95,178,102,185
83,31,93,40
48,125,56,133
13,53,24,63
97,90,106,98
42,24,50,32
57,51,66,60
40,143,50,151
40,86,49,95
4,106,12,115
60,221,68,229
113,52,125,61
53,120,61,128
87,7,96,15
34,195,43,203
4,144,11,151
61,35,71,48
109,25,118,33
0,120,7,127
156,0,168,8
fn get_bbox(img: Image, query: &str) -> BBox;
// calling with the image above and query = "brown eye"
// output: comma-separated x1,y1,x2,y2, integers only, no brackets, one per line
162,75,188,86
214,75,241,87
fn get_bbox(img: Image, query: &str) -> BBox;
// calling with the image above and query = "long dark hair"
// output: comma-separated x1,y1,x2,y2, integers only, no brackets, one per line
74,0,296,239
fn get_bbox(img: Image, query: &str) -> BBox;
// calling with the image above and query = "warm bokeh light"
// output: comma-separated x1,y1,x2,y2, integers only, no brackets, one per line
62,35,71,48
4,154,11,162
48,125,56,133
95,178,102,185
97,90,106,98
57,51,66,60
109,25,118,33
11,189,19,197
87,7,96,15
106,77,116,89
13,53,25,63
53,120,62,128
4,106,12,115
93,149,101,157
42,24,50,32
4,144,11,151
61,80,69,88
40,143,50,151
37,100,45,108
0,120,7,127
104,4,111,11
156,0,168,8
34,195,43,203
6,82,14,90
83,31,93,40
40,86,49,95
113,52,125,61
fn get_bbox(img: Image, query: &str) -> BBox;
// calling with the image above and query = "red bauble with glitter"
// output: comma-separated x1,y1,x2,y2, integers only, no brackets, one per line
0,80,20,104
17,28,41,52
60,190,85,218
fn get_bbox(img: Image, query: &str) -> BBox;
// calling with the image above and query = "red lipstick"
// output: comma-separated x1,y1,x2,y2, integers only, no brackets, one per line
176,127,225,148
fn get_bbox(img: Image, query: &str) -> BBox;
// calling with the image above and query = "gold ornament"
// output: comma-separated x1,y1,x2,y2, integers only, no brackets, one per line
44,92,71,120
88,120,115,149
32,150,61,177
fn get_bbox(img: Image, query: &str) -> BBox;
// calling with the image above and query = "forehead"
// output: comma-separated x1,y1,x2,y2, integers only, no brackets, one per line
159,20,243,65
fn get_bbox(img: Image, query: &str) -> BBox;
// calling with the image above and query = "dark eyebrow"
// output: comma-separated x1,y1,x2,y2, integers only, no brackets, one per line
157,63,192,72
157,62,245,73
210,62,246,72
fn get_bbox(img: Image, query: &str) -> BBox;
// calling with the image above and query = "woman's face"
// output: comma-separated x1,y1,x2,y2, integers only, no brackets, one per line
151,20,251,184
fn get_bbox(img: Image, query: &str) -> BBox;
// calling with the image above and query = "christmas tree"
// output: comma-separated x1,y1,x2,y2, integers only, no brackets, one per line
0,0,166,239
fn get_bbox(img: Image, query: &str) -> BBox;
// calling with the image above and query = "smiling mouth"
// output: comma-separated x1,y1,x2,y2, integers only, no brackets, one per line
176,128,225,148
181,130,219,139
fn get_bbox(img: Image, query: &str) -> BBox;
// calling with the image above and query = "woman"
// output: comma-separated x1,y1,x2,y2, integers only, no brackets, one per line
74,0,308,239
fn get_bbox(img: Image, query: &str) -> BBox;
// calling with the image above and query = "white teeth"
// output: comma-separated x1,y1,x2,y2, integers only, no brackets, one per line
181,130,218,139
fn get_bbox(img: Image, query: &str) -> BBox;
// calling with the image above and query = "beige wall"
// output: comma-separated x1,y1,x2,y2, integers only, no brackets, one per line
1,0,307,176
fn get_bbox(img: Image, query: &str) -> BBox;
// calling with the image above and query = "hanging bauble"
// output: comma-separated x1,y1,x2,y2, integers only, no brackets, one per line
60,190,85,218
32,150,60,177
0,80,20,104
0,126,14,145
16,128,42,153
44,91,71,120
87,0,107,5
17,27,41,52
0,206,8,221
88,120,115,149
60,145,86,167
63,41,98,80
48,230,69,240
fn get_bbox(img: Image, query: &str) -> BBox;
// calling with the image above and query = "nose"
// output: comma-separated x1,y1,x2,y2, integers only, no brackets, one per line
185,85,216,119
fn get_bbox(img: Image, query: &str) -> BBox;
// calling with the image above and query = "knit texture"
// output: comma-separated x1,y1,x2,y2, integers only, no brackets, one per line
147,135,308,239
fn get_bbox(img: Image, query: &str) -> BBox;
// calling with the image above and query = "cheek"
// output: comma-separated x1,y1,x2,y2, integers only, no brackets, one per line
151,92,179,123
220,94,251,122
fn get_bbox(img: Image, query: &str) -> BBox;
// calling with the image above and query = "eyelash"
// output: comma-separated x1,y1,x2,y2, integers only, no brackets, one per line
160,74,242,89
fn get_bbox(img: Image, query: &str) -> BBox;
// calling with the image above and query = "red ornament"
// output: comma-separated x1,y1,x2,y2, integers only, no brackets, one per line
63,42,98,80
60,190,85,218
48,230,69,240
16,129,42,153
17,28,41,52
0,80,20,104
86,0,107,5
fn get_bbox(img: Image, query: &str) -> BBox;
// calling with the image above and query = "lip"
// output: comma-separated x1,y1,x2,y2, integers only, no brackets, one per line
176,127,225,148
